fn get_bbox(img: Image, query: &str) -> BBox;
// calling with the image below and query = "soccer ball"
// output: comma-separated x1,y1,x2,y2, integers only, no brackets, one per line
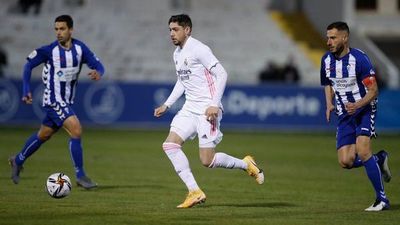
46,173,72,198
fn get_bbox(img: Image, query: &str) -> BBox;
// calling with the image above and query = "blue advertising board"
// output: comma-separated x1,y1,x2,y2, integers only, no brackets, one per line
1,78,399,132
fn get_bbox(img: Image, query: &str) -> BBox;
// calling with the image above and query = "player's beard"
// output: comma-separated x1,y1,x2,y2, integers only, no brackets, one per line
332,43,345,58
172,39,180,46
58,36,72,48
58,38,65,45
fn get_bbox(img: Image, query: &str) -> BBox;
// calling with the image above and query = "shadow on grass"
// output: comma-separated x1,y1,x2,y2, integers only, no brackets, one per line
389,204,400,210
206,202,296,208
79,184,168,191
0,176,40,187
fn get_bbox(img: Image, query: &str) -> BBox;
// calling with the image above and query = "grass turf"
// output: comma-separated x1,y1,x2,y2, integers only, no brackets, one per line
0,127,399,225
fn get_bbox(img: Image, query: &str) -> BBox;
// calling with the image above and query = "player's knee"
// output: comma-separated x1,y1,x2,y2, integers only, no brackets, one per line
200,159,212,167
70,130,81,138
340,163,352,169
37,128,55,141
64,117,82,138
338,159,353,169
37,133,52,141
162,142,181,151
199,156,213,167
68,125,82,138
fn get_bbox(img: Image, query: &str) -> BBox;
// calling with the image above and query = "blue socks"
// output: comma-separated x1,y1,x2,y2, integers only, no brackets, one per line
363,156,387,202
352,153,381,168
69,138,86,178
15,134,87,179
351,154,363,168
15,134,44,165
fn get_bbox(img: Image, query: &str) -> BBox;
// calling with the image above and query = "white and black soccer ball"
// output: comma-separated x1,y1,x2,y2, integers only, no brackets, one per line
46,173,72,198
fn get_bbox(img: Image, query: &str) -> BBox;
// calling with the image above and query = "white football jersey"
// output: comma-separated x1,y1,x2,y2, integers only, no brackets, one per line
173,36,222,114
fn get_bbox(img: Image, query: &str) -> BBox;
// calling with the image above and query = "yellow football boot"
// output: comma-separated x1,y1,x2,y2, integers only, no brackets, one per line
177,189,206,208
243,155,264,184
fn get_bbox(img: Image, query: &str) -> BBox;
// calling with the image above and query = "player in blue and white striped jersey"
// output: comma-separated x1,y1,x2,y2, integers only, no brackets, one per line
321,21,391,211
9,15,104,189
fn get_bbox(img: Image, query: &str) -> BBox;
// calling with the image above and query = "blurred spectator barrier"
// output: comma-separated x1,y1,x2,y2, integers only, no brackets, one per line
1,79,400,132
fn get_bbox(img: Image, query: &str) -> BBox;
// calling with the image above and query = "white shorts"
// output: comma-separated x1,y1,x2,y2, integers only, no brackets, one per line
170,109,223,148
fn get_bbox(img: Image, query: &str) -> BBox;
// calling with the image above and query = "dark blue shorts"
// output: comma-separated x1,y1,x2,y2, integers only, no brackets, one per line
336,106,377,150
42,104,76,129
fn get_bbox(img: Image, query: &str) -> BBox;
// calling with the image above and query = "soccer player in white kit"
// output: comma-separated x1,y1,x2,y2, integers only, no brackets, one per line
154,14,264,208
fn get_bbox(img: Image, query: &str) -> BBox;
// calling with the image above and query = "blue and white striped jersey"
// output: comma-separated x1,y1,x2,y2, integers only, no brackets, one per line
23,38,104,106
320,48,376,116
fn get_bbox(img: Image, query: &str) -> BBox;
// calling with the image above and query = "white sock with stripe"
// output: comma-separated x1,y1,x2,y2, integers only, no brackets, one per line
209,152,247,169
162,142,199,191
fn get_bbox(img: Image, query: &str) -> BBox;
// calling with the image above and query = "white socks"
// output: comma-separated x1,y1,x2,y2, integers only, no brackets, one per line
163,142,199,191
163,143,248,191
209,152,247,170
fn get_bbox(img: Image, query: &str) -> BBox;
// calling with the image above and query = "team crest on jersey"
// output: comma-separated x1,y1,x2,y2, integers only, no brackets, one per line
57,71,64,77
346,63,354,71
370,69,375,75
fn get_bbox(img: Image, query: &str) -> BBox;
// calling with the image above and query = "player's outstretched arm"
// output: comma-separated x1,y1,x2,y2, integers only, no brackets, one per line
155,80,184,117
21,61,37,105
154,105,169,118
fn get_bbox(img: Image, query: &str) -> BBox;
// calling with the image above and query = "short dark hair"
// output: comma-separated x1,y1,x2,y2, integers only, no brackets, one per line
168,14,192,29
55,15,73,28
327,21,349,34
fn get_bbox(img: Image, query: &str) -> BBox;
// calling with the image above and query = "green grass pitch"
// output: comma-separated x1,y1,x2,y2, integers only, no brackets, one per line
0,127,399,225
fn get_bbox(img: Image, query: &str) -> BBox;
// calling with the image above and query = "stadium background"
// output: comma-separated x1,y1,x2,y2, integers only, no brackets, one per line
0,1,399,225
1,0,400,132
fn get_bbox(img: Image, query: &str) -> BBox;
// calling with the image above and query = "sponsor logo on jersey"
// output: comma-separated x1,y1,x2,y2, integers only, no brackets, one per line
28,50,37,59
177,69,191,81
331,78,357,92
346,63,354,71
177,69,191,75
